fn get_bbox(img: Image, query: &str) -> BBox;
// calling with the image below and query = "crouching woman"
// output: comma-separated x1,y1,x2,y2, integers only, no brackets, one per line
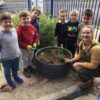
65,25,100,89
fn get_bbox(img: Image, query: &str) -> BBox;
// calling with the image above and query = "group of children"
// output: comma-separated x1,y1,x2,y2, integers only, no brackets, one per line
55,8,93,57
0,7,100,92
55,8,100,99
0,7,41,91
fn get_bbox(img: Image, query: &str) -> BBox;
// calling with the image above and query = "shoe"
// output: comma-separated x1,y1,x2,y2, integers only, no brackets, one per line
7,80,16,89
23,68,31,78
28,66,36,74
14,76,23,84
79,79,93,89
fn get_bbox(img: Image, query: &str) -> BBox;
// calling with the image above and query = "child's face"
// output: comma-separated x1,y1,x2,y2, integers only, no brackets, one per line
82,15,92,25
70,12,78,22
1,19,13,32
59,13,67,22
81,27,93,42
20,16,31,26
31,10,40,20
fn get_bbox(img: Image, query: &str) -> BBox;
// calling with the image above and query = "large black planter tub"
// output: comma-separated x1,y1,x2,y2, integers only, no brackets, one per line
35,46,72,79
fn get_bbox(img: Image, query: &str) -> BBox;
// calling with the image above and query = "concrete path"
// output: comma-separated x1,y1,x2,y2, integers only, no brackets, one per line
0,70,100,100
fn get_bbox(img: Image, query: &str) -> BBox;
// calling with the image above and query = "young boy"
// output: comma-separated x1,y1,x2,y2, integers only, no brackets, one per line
65,9,79,57
31,7,41,63
31,7,41,36
55,8,67,48
17,10,39,78
0,12,23,89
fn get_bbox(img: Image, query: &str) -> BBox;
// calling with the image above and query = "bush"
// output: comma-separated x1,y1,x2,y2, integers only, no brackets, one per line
13,13,57,47
39,14,57,47
13,13,20,28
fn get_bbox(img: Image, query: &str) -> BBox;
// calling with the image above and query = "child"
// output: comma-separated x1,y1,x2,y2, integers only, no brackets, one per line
65,9,79,57
0,12,23,89
17,10,39,78
31,7,41,64
31,7,41,36
55,8,67,48
77,9,93,54
78,9,93,42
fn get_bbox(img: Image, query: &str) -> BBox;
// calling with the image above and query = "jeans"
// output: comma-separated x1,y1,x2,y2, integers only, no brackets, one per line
2,57,19,83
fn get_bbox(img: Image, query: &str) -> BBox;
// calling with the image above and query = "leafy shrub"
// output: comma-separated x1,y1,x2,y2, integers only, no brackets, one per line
13,13,20,28
39,14,57,47
13,13,57,47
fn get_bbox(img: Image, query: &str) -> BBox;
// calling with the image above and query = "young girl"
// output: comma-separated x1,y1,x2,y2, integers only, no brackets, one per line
55,8,67,48
0,12,23,89
65,9,79,57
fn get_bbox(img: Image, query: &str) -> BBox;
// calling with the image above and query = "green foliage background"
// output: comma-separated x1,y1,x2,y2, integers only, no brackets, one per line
39,15,57,47
13,14,57,47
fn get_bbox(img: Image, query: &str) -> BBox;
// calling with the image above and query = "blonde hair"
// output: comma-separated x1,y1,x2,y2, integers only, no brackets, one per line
59,8,67,15
83,25,94,34
70,9,79,16
32,6,41,15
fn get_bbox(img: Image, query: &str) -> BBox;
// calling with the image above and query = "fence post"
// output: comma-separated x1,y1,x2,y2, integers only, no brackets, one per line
50,0,54,18
99,34,100,42
36,0,38,6
28,0,32,11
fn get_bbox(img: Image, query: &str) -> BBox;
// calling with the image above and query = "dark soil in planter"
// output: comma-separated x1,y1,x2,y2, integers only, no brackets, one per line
36,48,70,65
35,46,72,79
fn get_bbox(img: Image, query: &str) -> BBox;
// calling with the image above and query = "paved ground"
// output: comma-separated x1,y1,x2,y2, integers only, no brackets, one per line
0,68,100,100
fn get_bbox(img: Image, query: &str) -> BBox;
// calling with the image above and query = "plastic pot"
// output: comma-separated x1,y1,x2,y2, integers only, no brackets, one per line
34,46,72,79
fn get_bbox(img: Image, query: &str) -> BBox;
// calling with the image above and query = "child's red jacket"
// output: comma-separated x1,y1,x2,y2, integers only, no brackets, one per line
17,24,39,49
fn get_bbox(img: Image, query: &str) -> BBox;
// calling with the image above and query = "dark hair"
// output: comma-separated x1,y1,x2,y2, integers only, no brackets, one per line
19,10,30,18
0,12,12,22
32,7,41,14
83,9,93,18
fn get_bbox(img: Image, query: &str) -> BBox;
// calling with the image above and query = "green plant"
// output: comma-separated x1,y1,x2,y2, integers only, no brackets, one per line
58,49,68,60
40,14,57,47
13,13,57,47
13,12,20,28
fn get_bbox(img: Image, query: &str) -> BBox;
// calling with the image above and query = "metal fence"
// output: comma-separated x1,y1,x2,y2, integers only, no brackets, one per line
43,0,100,41
0,0,100,41
43,0,100,26
0,0,28,13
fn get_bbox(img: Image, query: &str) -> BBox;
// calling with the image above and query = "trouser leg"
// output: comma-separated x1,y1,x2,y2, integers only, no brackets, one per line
76,67,94,82
11,57,19,78
2,60,12,83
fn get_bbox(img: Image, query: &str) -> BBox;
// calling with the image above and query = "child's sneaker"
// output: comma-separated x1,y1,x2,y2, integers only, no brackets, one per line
23,68,31,78
7,80,16,89
14,76,23,84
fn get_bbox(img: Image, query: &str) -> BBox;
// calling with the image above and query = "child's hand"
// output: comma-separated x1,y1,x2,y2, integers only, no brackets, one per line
33,43,37,48
64,58,70,62
27,45,32,50
32,43,37,50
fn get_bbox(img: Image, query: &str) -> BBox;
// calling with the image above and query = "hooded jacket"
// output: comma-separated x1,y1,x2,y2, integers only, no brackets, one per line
17,24,39,49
